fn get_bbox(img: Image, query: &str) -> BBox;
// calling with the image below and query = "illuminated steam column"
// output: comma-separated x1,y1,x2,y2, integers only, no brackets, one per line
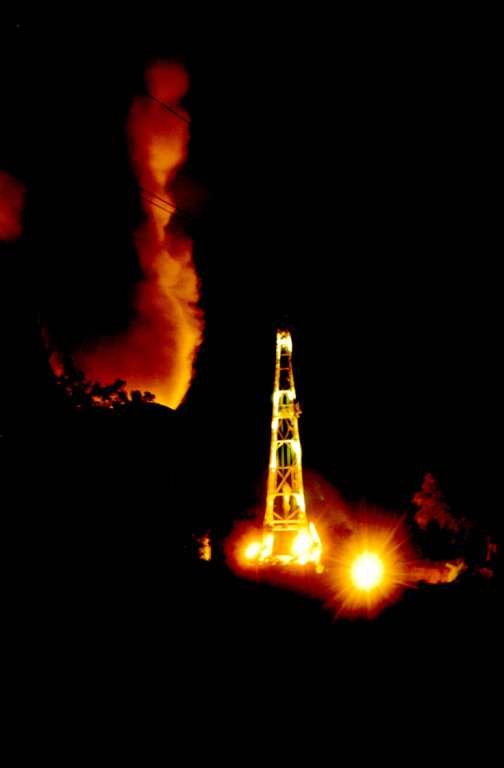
260,331,322,567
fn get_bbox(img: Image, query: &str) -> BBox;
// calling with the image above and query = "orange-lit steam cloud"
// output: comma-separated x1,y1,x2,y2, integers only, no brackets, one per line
49,60,203,409
0,171,26,242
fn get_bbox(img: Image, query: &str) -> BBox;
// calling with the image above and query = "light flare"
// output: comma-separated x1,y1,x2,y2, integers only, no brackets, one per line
350,551,385,592
327,513,413,619
234,531,273,570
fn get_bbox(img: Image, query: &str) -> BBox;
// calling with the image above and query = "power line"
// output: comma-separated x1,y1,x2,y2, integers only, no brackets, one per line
138,194,190,224
138,186,192,220
144,91,191,125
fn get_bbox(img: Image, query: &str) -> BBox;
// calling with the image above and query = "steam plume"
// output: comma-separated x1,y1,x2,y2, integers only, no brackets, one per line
49,60,203,409
408,558,468,584
0,171,25,242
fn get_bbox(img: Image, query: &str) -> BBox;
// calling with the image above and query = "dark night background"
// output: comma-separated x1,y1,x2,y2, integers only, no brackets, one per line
1,16,500,748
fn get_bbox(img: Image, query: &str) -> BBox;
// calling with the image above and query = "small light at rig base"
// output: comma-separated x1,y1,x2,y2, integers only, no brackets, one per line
238,524,323,570
244,541,262,560
197,532,211,561
291,527,316,558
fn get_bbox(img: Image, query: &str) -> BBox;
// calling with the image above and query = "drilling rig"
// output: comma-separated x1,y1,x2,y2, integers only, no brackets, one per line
253,330,322,567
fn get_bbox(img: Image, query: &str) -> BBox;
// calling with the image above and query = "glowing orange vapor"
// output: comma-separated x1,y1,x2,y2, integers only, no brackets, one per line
47,60,203,409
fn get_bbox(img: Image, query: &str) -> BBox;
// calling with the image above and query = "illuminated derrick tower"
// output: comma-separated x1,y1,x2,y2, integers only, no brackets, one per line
259,330,322,567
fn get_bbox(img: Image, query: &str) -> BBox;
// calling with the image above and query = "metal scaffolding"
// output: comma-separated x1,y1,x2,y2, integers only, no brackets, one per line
260,330,321,566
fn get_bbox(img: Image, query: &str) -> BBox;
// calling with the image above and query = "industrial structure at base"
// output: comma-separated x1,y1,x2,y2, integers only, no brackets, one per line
250,330,322,568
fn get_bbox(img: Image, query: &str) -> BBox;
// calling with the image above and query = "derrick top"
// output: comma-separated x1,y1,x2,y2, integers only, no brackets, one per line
277,329,293,353
273,329,297,406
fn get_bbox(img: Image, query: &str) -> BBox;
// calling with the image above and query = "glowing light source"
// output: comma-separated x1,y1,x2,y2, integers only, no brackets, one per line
350,550,384,592
326,513,414,618
260,533,274,560
291,528,314,557
244,541,262,560
198,532,211,561
278,332,293,353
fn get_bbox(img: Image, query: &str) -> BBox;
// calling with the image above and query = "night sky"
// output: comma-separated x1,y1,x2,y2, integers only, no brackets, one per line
1,16,501,748
1,21,500,528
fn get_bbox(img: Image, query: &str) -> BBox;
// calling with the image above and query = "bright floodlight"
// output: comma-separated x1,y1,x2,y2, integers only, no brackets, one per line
244,541,262,560
350,551,385,592
291,528,313,557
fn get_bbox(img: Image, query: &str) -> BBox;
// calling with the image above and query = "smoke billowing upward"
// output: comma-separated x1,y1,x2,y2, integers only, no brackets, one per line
47,60,203,409
0,171,25,242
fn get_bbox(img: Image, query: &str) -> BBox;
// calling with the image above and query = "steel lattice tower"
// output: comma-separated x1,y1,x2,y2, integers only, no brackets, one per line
260,330,321,566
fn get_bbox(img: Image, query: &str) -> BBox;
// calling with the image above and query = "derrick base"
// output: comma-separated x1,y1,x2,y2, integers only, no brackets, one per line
258,521,322,567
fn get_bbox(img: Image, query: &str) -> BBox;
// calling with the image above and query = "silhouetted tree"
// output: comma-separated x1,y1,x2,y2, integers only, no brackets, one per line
56,356,93,407
90,379,129,407
412,473,475,538
130,390,155,405
411,472,491,566
56,357,156,407
412,473,452,531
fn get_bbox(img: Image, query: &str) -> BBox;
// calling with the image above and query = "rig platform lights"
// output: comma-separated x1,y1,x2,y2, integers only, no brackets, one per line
248,330,322,569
